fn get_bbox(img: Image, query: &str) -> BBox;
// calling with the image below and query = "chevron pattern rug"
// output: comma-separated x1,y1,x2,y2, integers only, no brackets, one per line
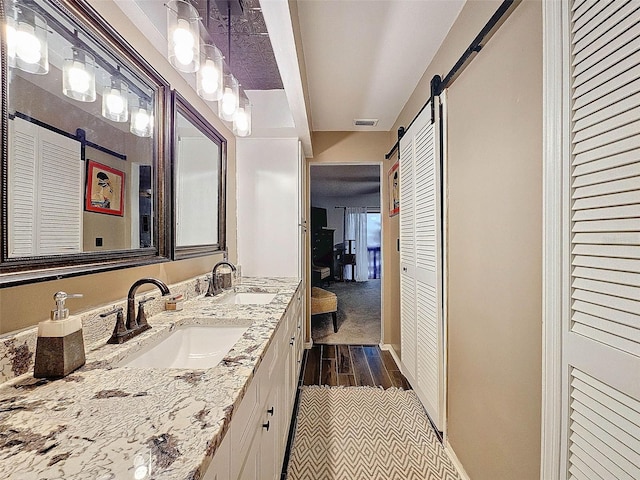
286,386,462,480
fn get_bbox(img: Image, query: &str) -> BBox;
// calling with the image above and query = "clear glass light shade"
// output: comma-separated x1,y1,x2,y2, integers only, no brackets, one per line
167,0,200,73
130,99,154,137
63,47,96,102
102,77,129,122
220,74,239,122
197,45,224,101
233,97,252,137
6,4,49,74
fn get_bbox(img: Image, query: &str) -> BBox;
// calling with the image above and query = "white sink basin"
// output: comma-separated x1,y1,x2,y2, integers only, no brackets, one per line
120,325,248,369
218,292,277,305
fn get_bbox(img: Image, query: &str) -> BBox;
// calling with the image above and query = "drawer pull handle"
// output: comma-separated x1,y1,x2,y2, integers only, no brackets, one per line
290,337,295,346
262,421,270,431
267,407,274,416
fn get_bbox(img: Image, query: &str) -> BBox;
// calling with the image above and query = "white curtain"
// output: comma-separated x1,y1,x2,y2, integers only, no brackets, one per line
344,207,368,282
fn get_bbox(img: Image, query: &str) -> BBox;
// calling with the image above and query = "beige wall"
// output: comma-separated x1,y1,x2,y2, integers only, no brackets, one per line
0,1,237,334
307,131,399,347
392,1,542,479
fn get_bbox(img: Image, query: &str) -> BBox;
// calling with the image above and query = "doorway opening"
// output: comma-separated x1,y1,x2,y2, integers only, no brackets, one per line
309,164,382,345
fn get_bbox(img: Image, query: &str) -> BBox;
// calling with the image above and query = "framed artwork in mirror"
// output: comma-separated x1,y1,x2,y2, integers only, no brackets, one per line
0,0,171,286
85,160,125,216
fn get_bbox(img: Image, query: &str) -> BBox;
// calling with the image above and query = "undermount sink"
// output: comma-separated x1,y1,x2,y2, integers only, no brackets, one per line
218,292,277,305
119,325,249,369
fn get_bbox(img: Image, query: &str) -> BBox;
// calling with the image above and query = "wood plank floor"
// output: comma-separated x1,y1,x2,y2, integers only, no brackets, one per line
302,344,411,389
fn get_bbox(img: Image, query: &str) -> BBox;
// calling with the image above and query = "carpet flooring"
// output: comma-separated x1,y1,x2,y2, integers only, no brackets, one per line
286,386,462,480
311,279,381,345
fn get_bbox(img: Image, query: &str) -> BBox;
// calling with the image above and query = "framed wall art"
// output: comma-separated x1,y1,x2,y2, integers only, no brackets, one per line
85,160,125,216
388,160,399,217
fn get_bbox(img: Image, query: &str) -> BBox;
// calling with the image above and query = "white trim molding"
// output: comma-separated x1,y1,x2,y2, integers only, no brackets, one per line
445,439,472,480
541,1,564,479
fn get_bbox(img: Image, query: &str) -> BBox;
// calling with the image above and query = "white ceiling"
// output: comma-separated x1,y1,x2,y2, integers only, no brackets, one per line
296,0,465,132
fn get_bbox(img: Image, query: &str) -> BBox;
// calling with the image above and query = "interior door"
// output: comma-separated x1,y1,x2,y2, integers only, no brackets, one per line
559,2,640,478
399,100,444,430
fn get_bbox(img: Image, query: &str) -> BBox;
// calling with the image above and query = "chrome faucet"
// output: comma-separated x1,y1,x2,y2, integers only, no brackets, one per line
206,261,237,297
103,277,170,344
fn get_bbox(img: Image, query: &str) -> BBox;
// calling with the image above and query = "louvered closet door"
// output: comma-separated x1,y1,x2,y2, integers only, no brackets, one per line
399,101,443,430
400,132,417,382
8,117,82,256
562,2,640,478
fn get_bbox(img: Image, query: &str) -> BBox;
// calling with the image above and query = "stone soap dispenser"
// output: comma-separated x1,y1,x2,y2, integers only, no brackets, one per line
34,292,85,378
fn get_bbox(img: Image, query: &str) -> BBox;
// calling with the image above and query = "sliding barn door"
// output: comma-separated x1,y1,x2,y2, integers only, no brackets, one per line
399,101,443,430
559,2,640,478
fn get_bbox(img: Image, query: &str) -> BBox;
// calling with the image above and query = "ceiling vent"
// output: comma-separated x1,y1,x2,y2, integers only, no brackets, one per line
353,119,379,127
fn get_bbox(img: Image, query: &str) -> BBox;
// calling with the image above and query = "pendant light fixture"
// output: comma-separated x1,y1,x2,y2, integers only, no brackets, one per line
167,0,200,73
197,44,224,101
6,3,49,74
62,46,96,102
102,73,129,122
233,95,251,137
220,72,239,122
130,98,153,137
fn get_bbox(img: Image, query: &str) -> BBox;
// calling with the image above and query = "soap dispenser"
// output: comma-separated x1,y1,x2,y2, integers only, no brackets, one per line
34,292,85,378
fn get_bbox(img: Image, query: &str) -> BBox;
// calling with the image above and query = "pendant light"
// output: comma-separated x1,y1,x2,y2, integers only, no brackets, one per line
220,73,239,122
63,46,96,102
197,44,224,101
6,3,49,74
233,95,252,137
102,73,129,122
167,0,200,73
130,98,153,137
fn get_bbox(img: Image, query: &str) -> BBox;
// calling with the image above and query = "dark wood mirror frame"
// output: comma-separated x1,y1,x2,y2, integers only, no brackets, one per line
170,90,227,260
0,0,171,288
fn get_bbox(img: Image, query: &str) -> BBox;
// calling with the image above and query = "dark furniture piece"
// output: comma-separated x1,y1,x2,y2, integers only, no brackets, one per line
312,228,335,285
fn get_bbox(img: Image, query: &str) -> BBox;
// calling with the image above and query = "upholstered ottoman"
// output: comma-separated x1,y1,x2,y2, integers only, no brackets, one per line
311,287,338,333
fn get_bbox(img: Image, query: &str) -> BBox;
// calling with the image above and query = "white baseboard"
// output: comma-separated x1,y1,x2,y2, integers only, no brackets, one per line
380,343,403,372
445,439,471,480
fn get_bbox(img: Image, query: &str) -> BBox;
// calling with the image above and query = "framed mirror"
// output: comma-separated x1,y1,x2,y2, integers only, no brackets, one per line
171,91,226,260
0,0,170,286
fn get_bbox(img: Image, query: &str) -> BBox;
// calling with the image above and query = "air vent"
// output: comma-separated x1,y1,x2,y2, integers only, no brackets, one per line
354,119,379,127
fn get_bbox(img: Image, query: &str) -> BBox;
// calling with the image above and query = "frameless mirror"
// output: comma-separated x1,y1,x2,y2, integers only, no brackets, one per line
171,91,226,260
0,0,170,285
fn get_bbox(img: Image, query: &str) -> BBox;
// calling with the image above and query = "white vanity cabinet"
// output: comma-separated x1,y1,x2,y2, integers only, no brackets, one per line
204,285,304,480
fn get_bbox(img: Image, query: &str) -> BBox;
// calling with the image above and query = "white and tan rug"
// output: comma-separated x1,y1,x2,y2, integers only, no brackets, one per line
286,386,462,480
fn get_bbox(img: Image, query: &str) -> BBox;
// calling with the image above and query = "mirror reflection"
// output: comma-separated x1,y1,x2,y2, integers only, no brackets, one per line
173,93,225,258
3,0,161,263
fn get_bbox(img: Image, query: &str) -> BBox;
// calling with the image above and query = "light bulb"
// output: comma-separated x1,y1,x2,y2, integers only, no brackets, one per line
68,62,91,93
6,22,17,60
134,109,150,131
106,90,125,115
200,60,220,94
172,19,194,66
222,87,237,116
15,23,41,64
235,109,249,132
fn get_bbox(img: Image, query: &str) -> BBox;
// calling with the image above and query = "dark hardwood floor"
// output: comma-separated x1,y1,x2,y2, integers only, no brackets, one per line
302,344,411,389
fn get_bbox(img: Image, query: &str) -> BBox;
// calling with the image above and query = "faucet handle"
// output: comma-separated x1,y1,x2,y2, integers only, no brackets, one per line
101,307,127,342
136,297,155,328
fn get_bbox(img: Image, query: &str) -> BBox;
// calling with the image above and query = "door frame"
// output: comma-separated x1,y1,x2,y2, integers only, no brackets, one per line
541,1,570,478
305,161,384,346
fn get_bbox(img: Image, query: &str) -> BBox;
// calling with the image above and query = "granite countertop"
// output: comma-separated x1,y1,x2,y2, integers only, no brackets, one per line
0,277,301,480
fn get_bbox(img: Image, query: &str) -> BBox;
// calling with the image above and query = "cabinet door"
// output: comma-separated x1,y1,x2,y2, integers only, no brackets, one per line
238,431,261,480
202,433,230,480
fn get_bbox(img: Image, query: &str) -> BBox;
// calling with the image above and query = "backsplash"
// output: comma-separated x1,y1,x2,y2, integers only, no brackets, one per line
0,274,211,385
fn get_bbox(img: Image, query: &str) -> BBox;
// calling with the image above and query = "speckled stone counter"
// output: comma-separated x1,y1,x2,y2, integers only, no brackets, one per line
0,276,301,480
